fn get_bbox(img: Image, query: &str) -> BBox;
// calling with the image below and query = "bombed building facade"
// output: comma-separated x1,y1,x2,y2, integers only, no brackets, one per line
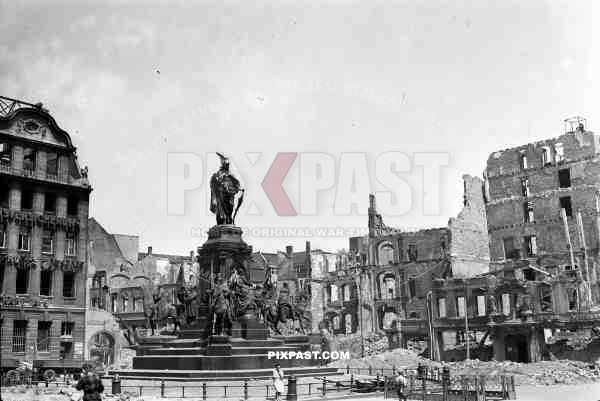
430,118,600,362
321,173,491,344
86,217,195,367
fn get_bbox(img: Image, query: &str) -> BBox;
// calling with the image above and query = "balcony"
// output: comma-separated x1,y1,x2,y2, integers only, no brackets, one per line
0,163,90,188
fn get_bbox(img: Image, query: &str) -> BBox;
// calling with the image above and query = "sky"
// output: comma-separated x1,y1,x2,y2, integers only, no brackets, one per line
1,0,599,256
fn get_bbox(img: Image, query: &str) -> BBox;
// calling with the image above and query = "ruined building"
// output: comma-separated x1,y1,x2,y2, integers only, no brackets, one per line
87,217,195,367
430,118,600,362
320,174,490,345
0,96,92,374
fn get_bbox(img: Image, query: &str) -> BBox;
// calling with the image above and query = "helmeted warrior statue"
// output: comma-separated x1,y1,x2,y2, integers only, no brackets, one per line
210,153,244,225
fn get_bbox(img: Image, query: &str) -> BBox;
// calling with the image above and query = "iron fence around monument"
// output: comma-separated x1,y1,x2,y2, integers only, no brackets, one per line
102,372,515,400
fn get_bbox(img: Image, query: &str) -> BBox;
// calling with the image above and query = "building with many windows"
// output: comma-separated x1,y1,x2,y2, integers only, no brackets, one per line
430,118,600,362
0,96,92,374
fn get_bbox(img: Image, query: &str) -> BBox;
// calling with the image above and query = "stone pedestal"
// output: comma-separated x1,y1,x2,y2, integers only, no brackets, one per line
206,335,232,356
196,225,252,339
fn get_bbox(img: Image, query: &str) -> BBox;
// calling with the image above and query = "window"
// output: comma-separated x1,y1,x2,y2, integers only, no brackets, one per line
524,235,537,257
37,322,51,352
438,298,447,318
502,293,511,316
523,201,535,223
40,269,52,296
408,244,418,262
330,284,338,302
456,296,466,317
378,243,394,265
567,288,577,311
0,225,6,248
41,230,54,254
521,178,530,197
408,276,417,298
519,153,528,169
541,147,550,166
21,190,33,210
61,322,74,336
0,187,8,208
66,232,77,256
0,260,4,290
554,143,565,163
12,321,27,353
67,196,78,216
44,193,56,213
560,196,573,217
540,287,552,312
18,231,31,251
59,341,73,360
0,142,11,166
558,169,571,188
523,268,536,281
111,293,117,313
343,285,351,301
503,237,519,260
16,268,28,294
477,295,486,316
46,153,58,176
23,148,36,172
63,271,75,298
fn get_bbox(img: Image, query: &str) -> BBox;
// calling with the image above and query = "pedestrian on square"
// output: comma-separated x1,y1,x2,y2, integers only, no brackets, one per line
272,363,285,401
75,364,104,401
395,371,408,401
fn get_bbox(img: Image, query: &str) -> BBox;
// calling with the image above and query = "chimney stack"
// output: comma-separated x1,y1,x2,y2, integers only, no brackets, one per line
147,246,152,256
190,250,194,259
286,245,293,257
305,241,311,254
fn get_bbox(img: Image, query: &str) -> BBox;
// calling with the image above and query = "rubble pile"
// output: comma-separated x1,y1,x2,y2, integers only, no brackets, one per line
329,332,389,358
446,358,600,386
330,347,600,386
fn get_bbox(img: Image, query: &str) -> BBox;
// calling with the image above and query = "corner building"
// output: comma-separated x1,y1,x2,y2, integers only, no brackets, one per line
0,97,92,375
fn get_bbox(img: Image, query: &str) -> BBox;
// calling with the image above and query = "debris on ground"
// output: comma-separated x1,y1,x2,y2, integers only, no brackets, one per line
329,347,600,386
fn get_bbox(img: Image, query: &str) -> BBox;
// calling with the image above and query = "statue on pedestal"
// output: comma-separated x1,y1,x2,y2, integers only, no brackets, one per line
210,153,244,225
209,275,232,336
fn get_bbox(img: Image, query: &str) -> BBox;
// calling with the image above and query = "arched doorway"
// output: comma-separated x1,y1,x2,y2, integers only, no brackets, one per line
89,332,115,367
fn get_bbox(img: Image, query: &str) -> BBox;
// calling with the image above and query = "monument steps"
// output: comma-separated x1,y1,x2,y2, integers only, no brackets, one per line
109,366,341,380
142,345,299,356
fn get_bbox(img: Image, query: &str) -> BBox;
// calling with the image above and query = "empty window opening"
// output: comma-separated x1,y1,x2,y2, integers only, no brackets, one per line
560,196,573,217
523,202,535,223
520,153,528,169
521,178,530,197
558,169,571,188
503,237,519,260
523,268,536,281
525,235,537,257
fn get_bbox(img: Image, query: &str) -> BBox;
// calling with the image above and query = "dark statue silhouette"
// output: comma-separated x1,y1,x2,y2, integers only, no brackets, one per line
210,153,244,225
